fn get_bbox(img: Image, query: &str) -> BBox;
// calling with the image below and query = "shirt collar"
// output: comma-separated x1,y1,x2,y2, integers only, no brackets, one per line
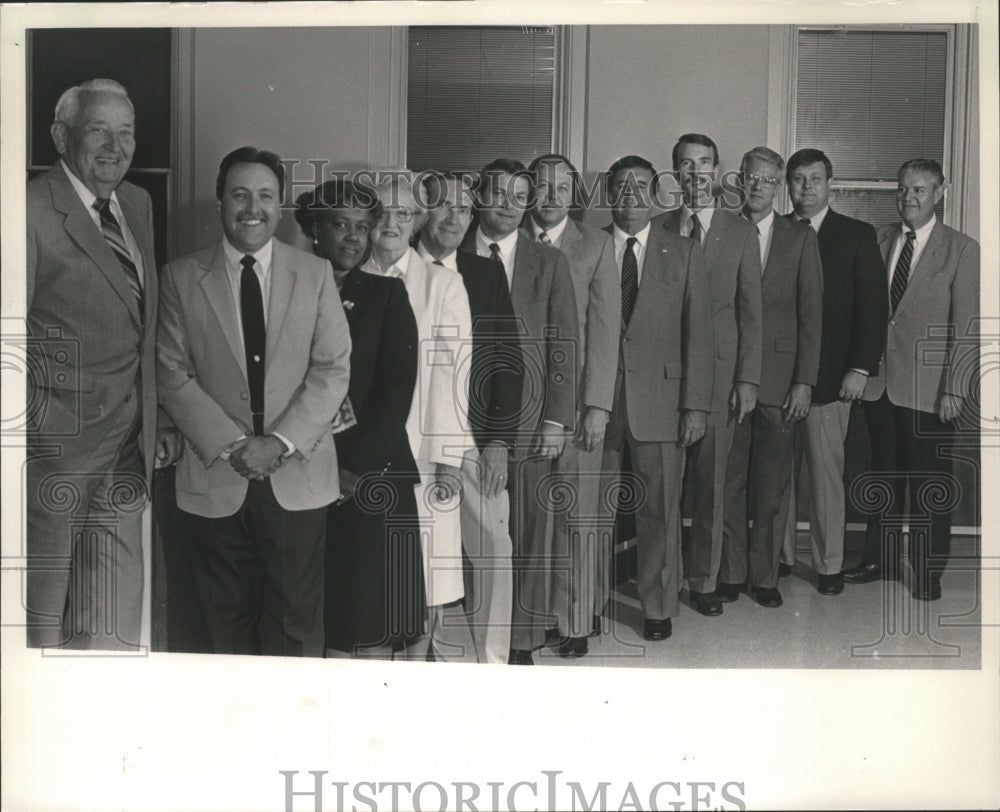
681,203,715,231
417,240,457,271
223,236,273,274
61,159,121,212
476,227,518,256
753,209,776,236
794,204,829,232
612,222,650,251
901,214,936,241
532,215,568,246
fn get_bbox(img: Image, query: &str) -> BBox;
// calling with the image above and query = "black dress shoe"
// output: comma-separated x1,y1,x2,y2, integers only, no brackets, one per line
778,562,793,577
817,573,845,596
559,636,588,658
590,615,602,637
508,648,534,665
642,618,673,641
715,582,743,603
841,562,882,584
545,627,567,647
690,590,723,616
750,586,783,608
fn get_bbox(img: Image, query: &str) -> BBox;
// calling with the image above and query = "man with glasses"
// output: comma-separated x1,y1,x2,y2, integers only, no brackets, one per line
461,158,579,665
719,147,823,609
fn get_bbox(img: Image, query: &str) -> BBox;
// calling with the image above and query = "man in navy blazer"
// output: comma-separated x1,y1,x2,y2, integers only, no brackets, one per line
780,149,888,596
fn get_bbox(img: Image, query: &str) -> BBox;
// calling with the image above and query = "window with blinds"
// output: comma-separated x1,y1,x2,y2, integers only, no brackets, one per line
407,26,556,173
795,29,948,225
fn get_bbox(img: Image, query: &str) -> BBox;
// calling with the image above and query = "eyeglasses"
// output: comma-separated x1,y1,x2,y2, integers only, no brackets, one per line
742,173,780,188
378,206,416,223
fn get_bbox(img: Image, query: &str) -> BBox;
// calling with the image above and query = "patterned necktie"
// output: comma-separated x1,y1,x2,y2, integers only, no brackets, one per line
538,230,551,245
93,198,143,318
621,237,639,325
689,214,703,246
240,254,266,436
890,231,916,314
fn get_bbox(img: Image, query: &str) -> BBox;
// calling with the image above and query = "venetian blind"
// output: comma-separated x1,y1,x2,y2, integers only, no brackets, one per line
796,30,947,181
407,26,555,173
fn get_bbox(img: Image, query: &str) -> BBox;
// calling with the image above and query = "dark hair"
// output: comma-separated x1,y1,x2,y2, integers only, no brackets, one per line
293,178,381,239
672,134,719,170
215,146,285,200
606,154,658,192
478,158,533,198
528,152,582,204
898,158,945,186
786,148,833,182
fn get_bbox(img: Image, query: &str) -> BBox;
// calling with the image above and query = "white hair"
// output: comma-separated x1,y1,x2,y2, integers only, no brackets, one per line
53,79,134,127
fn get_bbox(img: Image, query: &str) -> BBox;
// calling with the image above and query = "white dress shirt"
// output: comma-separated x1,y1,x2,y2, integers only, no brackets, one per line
796,204,829,233
474,228,518,290
362,246,412,279
612,222,650,284
887,214,937,291
681,204,715,245
749,209,776,270
531,216,569,247
416,241,457,272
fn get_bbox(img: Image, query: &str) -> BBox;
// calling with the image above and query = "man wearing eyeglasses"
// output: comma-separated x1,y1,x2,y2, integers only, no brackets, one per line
719,147,823,610
416,171,524,664
460,158,579,666
652,134,762,619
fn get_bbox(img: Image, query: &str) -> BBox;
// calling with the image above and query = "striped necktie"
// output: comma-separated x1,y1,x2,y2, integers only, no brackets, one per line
94,198,143,318
889,231,916,314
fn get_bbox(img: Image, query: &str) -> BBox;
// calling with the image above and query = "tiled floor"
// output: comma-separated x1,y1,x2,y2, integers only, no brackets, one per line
537,535,982,670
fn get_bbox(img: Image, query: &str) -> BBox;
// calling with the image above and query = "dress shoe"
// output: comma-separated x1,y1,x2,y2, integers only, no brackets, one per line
715,582,743,603
912,578,942,602
690,590,723,616
545,627,567,647
778,562,793,577
817,573,844,596
559,636,589,658
508,648,534,665
841,562,882,584
750,586,783,608
589,615,602,637
642,618,673,641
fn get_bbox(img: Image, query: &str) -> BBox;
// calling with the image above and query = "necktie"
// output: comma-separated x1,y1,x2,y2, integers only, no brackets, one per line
240,255,266,436
488,242,506,276
538,230,551,245
621,237,639,326
94,198,143,319
433,259,444,266
689,214,703,246
799,217,811,226
889,231,916,314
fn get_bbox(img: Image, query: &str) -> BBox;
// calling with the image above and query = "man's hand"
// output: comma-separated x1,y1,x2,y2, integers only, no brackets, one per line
938,393,965,423
431,462,462,502
782,383,812,422
229,435,285,480
480,441,509,499
334,468,360,505
838,370,868,403
155,427,183,467
576,406,609,452
729,382,758,425
678,410,707,447
531,422,568,459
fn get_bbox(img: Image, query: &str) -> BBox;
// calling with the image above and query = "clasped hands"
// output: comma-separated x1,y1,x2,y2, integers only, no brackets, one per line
226,435,287,480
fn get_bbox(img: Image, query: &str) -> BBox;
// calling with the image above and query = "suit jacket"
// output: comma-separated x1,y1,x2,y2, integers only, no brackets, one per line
791,208,887,404
654,208,762,419
156,239,352,517
757,215,824,407
334,269,419,483
460,231,579,437
548,218,621,413
26,162,159,481
603,223,715,442
863,220,980,413
454,249,524,450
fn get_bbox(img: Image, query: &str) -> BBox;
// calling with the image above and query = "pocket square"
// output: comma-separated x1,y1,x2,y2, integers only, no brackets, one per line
331,395,357,434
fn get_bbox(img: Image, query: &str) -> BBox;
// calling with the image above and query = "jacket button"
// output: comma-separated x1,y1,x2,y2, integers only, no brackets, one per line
240,391,249,400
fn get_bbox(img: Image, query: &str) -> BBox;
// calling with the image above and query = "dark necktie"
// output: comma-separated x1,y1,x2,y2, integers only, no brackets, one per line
799,217,811,229
538,230,552,245
889,231,916,314
489,242,506,277
94,198,143,319
240,254,266,435
689,214,703,245
621,236,639,326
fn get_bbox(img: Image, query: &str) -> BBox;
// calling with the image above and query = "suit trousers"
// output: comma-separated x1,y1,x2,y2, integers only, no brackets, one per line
683,420,737,593
25,385,145,650
859,393,954,582
549,431,612,638
721,404,797,590
185,479,326,657
600,384,684,621
460,448,514,663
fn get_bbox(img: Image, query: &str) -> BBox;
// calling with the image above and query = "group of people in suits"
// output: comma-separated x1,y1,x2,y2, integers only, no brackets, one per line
24,78,978,664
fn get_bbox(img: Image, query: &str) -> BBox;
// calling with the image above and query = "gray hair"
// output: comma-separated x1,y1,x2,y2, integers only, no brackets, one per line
53,79,134,127
898,158,945,187
740,146,785,174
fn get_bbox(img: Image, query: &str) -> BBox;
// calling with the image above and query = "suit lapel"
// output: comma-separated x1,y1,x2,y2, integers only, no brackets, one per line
762,214,792,287
265,241,296,372
627,225,660,332
511,234,539,314
117,182,157,330
49,165,142,328
199,242,247,378
894,221,943,317
558,217,583,262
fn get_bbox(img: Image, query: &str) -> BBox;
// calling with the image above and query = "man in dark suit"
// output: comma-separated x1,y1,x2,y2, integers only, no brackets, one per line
653,134,762,617
25,79,180,649
852,159,979,601
417,171,523,664
157,146,352,656
781,149,888,595
460,158,579,665
719,147,823,609
598,155,715,642
526,153,620,657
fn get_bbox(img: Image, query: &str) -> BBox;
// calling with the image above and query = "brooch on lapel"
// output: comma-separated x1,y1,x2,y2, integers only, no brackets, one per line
342,300,355,311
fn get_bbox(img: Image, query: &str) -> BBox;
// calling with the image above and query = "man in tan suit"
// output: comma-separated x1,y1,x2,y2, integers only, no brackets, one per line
527,153,620,658
157,146,352,656
849,158,979,601
599,155,714,642
653,134,762,617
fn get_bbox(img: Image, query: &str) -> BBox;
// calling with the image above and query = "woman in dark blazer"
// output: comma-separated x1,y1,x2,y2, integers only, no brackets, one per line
295,179,424,658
